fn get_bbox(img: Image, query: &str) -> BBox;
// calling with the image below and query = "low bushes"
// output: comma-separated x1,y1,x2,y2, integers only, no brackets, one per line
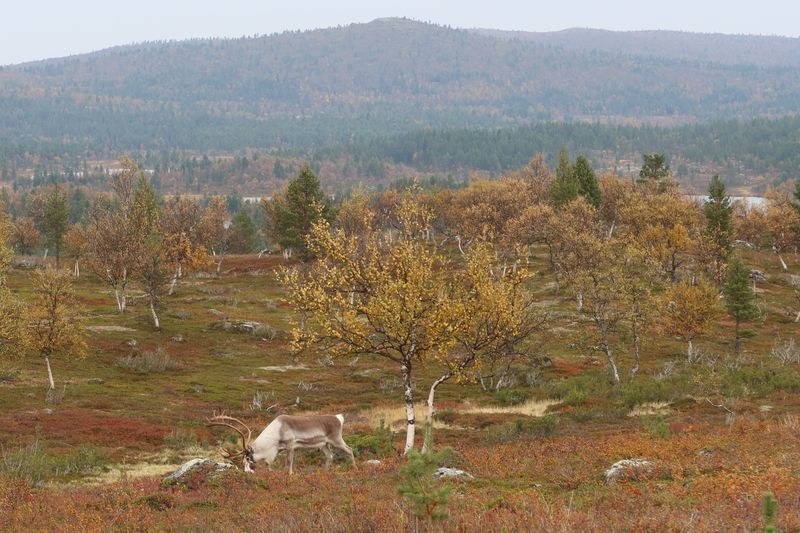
487,415,558,443
0,440,108,485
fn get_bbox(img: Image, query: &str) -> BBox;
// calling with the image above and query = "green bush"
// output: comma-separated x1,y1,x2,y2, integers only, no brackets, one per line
397,448,452,521
719,365,800,398
433,409,458,425
646,416,670,439
487,415,557,443
0,440,108,486
115,347,176,374
345,420,394,459
494,388,528,406
618,378,675,409
562,388,588,406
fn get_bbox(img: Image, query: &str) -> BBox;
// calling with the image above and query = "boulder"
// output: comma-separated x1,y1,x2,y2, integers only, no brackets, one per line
433,467,473,479
749,269,767,282
604,459,653,484
365,459,382,466
163,458,234,484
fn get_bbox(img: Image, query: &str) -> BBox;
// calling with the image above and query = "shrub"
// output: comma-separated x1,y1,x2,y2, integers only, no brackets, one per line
646,416,670,439
770,337,800,365
163,429,200,450
345,420,395,459
618,378,675,409
0,440,107,486
0,367,19,384
718,365,800,398
397,448,452,522
487,415,557,443
115,347,176,374
562,388,588,406
494,388,528,406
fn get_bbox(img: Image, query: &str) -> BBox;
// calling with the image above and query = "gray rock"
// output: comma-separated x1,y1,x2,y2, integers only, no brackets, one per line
208,308,226,318
749,269,767,282
125,339,138,348
87,378,105,385
171,335,185,343
163,458,234,483
604,459,652,484
733,240,755,249
433,467,473,479
365,459,382,466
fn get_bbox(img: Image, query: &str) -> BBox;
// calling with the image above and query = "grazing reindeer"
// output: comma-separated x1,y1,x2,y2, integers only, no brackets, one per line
207,413,356,474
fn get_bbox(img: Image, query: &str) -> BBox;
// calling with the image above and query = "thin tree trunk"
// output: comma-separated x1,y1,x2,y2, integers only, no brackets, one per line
216,256,224,274
168,267,179,296
630,321,641,377
150,299,160,329
734,318,741,356
775,248,788,271
795,311,800,323
45,356,55,390
576,291,583,312
402,362,416,455
73,259,80,277
687,338,694,359
114,288,123,314
423,373,452,452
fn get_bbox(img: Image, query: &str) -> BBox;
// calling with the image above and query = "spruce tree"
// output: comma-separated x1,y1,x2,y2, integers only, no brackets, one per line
268,165,332,260
573,155,602,207
703,175,733,280
722,256,760,356
638,153,670,184
792,179,800,215
229,209,257,253
550,149,579,207
43,184,70,269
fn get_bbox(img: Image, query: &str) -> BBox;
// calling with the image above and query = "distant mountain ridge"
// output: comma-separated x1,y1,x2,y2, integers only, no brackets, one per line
470,26,800,68
1,18,799,157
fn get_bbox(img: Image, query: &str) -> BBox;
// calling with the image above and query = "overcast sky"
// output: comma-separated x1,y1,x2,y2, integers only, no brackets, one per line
2,0,799,65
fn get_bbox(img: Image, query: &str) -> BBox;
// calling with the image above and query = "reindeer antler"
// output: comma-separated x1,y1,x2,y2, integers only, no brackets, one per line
207,413,254,460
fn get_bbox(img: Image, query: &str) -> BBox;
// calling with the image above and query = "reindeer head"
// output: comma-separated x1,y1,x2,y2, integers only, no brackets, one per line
207,414,256,472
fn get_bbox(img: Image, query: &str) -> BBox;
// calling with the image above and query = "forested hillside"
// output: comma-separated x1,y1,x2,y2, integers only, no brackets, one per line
2,18,800,156
472,27,800,67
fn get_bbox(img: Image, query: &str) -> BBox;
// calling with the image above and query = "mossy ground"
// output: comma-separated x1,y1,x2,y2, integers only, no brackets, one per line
1,248,799,531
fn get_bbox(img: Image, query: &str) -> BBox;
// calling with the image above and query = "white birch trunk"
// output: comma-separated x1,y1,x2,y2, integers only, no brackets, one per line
168,267,179,296
150,300,160,329
402,363,416,455
45,356,55,390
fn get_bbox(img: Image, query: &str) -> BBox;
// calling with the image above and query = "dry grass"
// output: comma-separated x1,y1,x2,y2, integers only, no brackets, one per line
460,398,560,417
628,401,673,417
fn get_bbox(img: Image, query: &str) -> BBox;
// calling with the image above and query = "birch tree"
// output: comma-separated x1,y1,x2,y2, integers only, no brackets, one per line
24,269,87,390
281,196,450,454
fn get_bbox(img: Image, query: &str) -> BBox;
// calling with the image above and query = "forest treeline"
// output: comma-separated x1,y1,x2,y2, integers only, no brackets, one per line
4,114,800,193
2,19,800,188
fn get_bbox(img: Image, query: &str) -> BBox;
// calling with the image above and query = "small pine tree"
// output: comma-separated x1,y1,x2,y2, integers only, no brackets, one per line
573,155,602,207
762,492,777,533
703,175,734,282
228,209,257,253
43,185,70,269
550,149,579,207
397,423,451,522
268,165,333,260
722,256,760,356
638,153,670,184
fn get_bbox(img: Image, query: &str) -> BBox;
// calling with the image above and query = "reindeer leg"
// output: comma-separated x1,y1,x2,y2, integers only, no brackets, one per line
321,445,333,469
333,437,356,469
287,446,295,475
